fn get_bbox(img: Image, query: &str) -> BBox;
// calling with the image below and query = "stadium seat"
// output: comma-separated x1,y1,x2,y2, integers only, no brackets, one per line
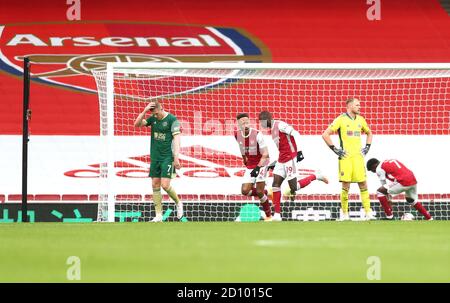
226,194,253,201
144,194,170,201
178,194,199,201
88,194,99,201
7,194,34,201
34,194,61,201
62,194,89,201
116,194,142,201
199,194,226,201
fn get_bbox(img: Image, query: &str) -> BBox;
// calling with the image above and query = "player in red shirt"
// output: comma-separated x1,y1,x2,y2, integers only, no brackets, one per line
235,113,272,220
366,158,432,220
258,111,329,221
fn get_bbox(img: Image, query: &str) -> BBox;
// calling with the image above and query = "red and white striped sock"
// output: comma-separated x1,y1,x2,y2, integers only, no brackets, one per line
260,195,272,217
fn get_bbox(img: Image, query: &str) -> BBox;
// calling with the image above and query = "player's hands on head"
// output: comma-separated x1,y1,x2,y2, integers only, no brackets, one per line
144,102,156,113
361,144,371,156
296,151,304,162
250,166,261,178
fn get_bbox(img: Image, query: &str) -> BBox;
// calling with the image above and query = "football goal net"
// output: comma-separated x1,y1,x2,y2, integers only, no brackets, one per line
92,63,450,222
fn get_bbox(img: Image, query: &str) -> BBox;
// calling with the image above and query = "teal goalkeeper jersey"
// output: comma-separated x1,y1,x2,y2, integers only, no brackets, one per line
145,113,181,161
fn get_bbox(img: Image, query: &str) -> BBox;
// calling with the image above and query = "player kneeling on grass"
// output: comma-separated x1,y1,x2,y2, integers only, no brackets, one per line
366,158,432,220
134,101,184,222
258,111,329,221
235,113,272,221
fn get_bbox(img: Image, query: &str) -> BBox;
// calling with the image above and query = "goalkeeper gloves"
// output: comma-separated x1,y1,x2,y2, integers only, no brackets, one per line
296,151,304,162
329,145,347,159
361,144,371,156
250,166,261,178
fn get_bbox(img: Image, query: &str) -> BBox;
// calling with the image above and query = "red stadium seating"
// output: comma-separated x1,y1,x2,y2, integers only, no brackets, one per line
178,194,199,201
62,194,89,201
34,194,61,201
144,194,170,201
226,194,254,201
199,194,227,201
116,194,142,201
7,194,35,201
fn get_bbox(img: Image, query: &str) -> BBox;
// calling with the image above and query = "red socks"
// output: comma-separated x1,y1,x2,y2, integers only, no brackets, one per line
272,187,281,213
298,175,316,189
247,187,272,217
378,195,393,217
413,202,432,220
378,195,432,220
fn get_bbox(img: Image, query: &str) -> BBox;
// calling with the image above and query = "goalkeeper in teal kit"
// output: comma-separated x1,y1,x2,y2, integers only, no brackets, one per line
134,101,183,222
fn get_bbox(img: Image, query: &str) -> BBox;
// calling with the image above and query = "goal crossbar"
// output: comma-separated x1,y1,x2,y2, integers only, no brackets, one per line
108,62,450,70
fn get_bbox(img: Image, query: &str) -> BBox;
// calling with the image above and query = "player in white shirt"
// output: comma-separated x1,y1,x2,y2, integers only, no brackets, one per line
259,111,329,221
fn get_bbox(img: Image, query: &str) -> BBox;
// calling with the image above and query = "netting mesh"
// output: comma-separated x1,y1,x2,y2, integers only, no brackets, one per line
92,66,450,222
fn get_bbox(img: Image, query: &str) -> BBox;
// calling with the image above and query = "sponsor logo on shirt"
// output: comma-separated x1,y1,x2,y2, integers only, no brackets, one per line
154,132,166,141
346,131,361,137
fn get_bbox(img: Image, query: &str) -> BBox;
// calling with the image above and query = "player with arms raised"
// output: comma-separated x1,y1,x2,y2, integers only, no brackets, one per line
366,158,433,220
258,111,328,221
134,101,183,222
322,98,373,221
235,113,272,220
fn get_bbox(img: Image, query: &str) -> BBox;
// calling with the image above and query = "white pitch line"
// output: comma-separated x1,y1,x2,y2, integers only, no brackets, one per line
254,240,298,247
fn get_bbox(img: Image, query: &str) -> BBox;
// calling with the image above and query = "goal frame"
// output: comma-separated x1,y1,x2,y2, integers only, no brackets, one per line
102,62,450,222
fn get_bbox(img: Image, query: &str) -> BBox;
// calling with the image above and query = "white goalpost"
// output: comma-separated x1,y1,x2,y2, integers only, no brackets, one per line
92,63,450,222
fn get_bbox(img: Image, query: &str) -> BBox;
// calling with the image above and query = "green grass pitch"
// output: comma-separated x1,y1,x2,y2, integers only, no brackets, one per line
1,221,449,282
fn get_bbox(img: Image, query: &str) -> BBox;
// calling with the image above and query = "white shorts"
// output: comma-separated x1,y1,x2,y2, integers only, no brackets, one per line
272,159,297,181
384,182,418,201
242,166,268,184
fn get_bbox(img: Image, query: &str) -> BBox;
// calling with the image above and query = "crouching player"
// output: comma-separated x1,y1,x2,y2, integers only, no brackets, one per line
366,158,433,220
235,113,272,221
